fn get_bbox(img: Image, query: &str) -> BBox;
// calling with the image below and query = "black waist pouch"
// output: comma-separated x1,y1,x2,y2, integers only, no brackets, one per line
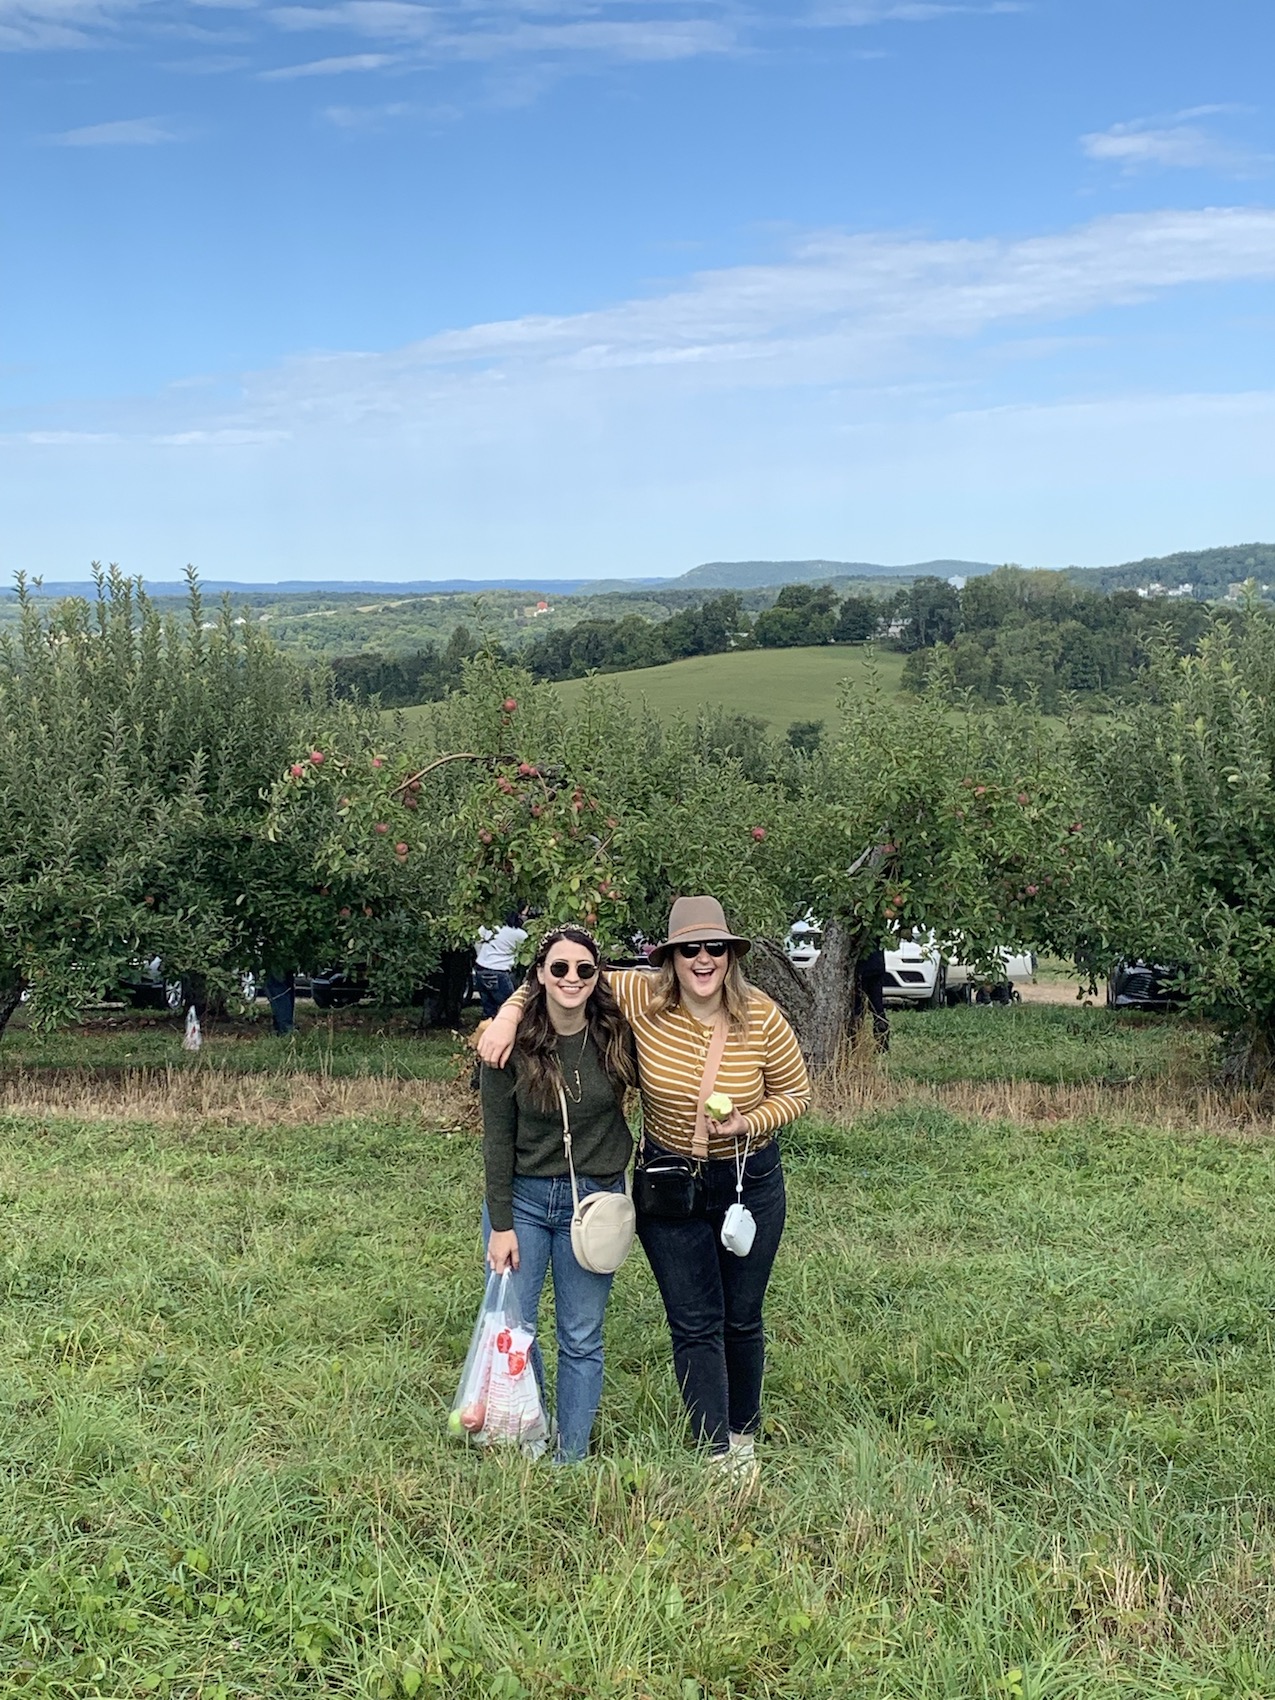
633,1151,698,1218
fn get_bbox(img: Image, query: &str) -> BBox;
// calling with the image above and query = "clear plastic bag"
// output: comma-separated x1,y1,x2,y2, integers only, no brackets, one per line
447,1270,549,1449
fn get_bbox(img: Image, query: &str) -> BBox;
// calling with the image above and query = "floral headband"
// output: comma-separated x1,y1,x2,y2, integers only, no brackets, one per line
534,923,600,963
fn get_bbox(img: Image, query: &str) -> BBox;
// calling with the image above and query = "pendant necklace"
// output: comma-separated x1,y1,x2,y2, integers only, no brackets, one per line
559,1028,588,1104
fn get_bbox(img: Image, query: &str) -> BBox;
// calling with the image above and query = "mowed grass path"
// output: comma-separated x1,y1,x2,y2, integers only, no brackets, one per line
396,646,904,734
3,1006,1275,1697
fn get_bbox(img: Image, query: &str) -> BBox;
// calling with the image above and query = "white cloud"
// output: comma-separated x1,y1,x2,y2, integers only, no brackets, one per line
1082,111,1271,176
1,0,1017,63
211,206,1275,432
259,49,395,75
320,98,412,125
51,115,180,144
0,0,140,49
267,5,737,63
805,1,1024,22
21,204,1275,447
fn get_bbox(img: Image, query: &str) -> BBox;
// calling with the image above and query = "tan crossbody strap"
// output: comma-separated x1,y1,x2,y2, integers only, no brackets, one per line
559,1085,632,1213
558,1085,584,1215
690,1014,729,1160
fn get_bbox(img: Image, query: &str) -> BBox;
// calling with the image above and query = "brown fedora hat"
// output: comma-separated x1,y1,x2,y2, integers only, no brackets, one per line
648,895,751,967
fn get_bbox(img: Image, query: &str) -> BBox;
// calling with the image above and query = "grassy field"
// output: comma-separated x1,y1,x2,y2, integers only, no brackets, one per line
396,646,905,735
3,1001,1275,1697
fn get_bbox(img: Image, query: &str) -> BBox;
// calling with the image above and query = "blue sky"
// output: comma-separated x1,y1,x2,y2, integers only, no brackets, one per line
3,0,1273,583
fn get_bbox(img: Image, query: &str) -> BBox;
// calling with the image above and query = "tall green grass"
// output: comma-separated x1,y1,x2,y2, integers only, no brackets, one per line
3,999,1275,1694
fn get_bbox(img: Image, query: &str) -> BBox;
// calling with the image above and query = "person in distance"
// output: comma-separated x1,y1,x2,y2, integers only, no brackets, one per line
481,924,637,1463
479,896,810,1476
473,907,528,1020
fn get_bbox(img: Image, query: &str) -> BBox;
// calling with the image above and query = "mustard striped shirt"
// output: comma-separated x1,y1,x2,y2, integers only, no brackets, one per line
608,970,810,1158
503,970,810,1159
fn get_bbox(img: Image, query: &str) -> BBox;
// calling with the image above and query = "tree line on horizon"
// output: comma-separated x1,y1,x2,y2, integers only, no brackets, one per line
329,567,1220,714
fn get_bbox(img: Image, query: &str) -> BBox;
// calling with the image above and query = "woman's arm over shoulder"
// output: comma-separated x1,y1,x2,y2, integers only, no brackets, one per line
743,992,811,1137
475,983,528,1065
605,966,655,1022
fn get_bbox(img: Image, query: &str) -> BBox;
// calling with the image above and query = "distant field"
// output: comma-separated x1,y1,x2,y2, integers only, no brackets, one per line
395,646,905,734
552,645,903,727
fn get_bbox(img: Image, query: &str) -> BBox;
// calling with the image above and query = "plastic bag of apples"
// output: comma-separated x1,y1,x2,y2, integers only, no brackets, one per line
448,1270,548,1449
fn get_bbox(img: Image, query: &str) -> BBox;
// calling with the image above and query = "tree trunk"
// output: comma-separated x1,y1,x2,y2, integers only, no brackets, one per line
0,970,28,1043
437,948,476,1027
1218,1020,1275,1097
745,920,881,1074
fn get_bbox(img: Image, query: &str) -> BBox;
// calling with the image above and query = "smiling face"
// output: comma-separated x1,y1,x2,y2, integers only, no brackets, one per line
536,941,599,1026
672,941,732,1006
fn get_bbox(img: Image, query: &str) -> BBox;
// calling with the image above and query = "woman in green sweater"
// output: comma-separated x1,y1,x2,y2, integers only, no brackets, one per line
482,924,637,1462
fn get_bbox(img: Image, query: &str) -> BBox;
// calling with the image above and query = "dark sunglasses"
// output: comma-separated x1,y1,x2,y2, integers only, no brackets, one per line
546,958,598,980
676,941,730,959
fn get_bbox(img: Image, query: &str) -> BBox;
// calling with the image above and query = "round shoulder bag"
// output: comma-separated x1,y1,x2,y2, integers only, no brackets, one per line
558,1085,636,1275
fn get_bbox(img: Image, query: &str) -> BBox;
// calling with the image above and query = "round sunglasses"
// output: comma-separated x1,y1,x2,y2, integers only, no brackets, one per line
545,958,598,980
675,940,730,959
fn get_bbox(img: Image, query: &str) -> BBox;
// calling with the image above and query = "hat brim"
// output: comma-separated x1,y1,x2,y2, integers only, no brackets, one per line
648,931,751,968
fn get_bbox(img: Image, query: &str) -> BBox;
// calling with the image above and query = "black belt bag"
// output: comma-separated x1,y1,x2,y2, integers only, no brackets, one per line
633,1151,698,1219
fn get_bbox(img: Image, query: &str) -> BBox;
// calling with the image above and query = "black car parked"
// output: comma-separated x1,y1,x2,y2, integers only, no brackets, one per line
1106,959,1189,1012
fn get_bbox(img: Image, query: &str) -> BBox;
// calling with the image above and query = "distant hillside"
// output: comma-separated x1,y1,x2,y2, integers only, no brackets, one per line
400,645,907,733
675,558,1000,590
1066,544,1275,600
0,576,664,601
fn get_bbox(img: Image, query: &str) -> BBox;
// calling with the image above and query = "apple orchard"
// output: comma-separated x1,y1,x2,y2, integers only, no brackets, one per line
5,572,1275,1077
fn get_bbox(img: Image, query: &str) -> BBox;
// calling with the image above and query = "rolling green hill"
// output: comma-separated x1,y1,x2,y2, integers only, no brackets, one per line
396,645,904,733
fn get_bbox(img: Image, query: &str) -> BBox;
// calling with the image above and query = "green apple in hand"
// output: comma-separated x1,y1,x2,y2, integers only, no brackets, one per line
704,1092,733,1121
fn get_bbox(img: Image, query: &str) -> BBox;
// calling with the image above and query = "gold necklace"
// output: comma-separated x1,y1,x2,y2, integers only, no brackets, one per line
558,1028,588,1104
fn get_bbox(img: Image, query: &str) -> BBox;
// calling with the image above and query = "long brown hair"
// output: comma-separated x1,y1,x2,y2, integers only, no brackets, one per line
514,926,638,1113
646,946,754,1037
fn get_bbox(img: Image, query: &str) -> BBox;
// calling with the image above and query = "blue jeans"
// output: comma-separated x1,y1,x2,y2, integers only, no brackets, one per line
636,1139,786,1454
264,973,295,1035
475,967,515,1021
483,1173,623,1462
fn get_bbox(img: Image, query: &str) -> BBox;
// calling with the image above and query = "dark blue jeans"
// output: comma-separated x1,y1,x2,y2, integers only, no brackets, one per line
475,967,515,1022
636,1139,786,1454
264,973,295,1035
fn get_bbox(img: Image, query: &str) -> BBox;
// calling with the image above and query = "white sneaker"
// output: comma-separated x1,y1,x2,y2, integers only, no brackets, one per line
707,1435,759,1485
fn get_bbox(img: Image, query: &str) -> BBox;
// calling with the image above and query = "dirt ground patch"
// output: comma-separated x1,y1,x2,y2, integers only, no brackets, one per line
1016,976,1099,1006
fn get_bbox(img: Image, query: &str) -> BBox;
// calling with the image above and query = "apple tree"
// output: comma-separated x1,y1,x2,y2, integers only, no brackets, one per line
272,654,789,982
1066,607,1275,1082
0,572,223,1036
744,663,1087,1066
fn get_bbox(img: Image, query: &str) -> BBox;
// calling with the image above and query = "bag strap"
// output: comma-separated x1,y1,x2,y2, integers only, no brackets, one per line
558,1084,584,1221
690,1013,729,1160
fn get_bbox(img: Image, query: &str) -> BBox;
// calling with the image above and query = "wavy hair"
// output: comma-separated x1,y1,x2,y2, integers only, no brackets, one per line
645,946,754,1037
514,926,638,1113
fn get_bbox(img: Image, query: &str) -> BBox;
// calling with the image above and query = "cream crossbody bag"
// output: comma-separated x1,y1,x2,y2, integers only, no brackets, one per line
558,1083,636,1275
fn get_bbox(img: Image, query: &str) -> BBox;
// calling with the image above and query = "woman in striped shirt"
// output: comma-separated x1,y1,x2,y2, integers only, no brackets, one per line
479,895,810,1472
